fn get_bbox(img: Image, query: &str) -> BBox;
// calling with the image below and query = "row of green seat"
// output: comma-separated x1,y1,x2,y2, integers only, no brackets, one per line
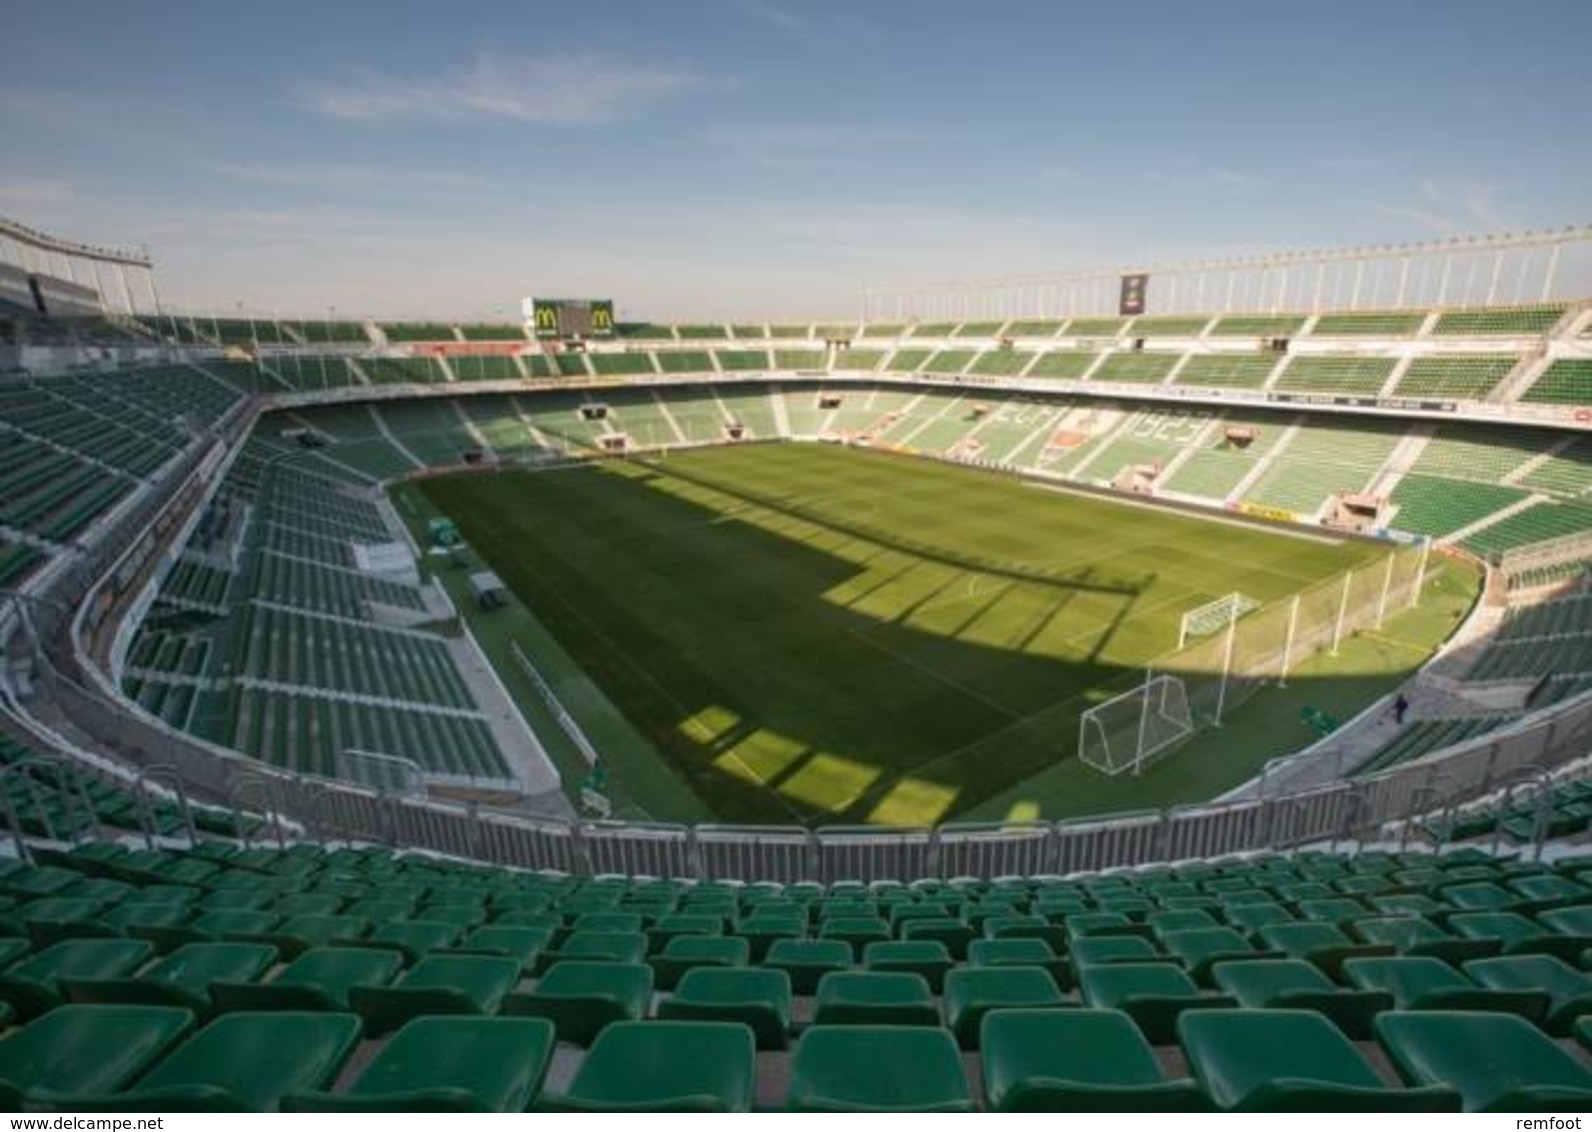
3,838,1592,1110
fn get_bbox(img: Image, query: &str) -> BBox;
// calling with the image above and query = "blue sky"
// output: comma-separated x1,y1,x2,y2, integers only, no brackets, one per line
3,0,1588,320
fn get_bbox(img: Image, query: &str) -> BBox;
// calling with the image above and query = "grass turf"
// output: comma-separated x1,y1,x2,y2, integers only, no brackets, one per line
410,443,1455,826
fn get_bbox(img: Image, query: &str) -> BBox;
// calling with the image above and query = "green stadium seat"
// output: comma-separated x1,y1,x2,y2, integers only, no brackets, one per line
542,1021,757,1112
1078,962,1236,1044
1340,956,1547,1020
1350,915,1499,965
819,915,891,954
62,941,276,1014
0,937,154,1019
965,937,1073,987
647,913,723,950
941,966,1065,1047
899,917,976,959
1179,1009,1459,1111
763,938,851,993
504,960,652,1045
60,1011,361,1112
456,925,550,971
649,934,747,990
350,953,522,1035
285,1016,555,1112
1256,921,1393,977
1071,935,1161,965
1463,954,1592,1034
540,930,647,971
362,919,461,962
1377,1010,1592,1112
980,1008,1207,1111
1222,903,1296,932
657,967,792,1049
1209,958,1390,1038
0,1004,194,1109
1449,911,1592,963
212,946,402,1013
787,1026,973,1112
812,971,938,1026
1160,927,1282,984
260,914,369,959
1540,904,1592,936
861,940,954,991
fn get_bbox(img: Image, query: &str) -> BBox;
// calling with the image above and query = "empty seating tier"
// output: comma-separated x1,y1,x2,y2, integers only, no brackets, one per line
1273,355,1397,396
1433,305,1568,336
1522,359,1592,405
0,843,1587,1110
1393,355,1517,401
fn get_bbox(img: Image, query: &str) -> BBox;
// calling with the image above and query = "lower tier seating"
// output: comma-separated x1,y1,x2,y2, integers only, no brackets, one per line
0,841,1589,1110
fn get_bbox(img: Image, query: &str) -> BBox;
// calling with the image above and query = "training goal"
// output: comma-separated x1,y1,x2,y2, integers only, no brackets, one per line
1078,675,1194,776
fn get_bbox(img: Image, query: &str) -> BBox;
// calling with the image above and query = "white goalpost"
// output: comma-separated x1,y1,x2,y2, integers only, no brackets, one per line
1078,674,1194,776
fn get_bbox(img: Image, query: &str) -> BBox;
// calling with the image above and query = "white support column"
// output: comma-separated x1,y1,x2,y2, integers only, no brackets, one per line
1542,242,1562,302
1395,256,1411,309
1485,248,1505,305
1213,603,1240,727
1280,594,1300,687
1412,540,1431,608
1375,552,1396,629
113,264,136,316
1331,571,1352,655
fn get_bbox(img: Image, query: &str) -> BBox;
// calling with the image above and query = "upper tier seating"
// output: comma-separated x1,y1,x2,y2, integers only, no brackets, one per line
1432,305,1568,336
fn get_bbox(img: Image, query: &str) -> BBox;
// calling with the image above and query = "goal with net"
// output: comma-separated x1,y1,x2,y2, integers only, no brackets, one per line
1078,675,1194,776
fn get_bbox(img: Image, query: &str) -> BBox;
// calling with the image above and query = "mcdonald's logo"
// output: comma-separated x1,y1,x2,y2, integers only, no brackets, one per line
535,306,557,329
592,307,612,329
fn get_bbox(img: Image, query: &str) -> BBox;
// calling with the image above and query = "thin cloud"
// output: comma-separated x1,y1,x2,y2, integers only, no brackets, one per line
0,178,75,206
704,123,917,168
1368,179,1509,235
731,0,811,35
203,160,505,192
294,51,722,126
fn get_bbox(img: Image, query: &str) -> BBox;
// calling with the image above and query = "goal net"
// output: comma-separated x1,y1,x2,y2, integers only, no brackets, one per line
1178,592,1260,649
1078,675,1194,776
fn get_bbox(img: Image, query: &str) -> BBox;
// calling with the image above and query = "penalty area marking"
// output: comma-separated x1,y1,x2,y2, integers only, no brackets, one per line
1025,480,1348,546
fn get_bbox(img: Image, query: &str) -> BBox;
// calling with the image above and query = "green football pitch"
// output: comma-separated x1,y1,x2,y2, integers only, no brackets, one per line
407,443,1470,826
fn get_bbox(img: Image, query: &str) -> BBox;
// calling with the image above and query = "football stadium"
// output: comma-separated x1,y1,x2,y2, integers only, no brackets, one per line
2,0,1592,1114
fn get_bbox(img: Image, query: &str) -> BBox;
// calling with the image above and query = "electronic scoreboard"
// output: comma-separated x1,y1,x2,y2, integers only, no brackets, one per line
524,297,615,339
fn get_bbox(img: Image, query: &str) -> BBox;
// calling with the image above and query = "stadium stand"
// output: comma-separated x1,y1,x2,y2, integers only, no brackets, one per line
1521,359,1592,405
1174,354,1279,388
1062,318,1127,337
1433,304,1568,336
381,324,454,342
1125,316,1209,337
459,324,525,341
1089,352,1181,383
1309,311,1426,337
1243,421,1402,516
969,350,1035,377
1392,355,1518,401
1272,355,1398,397
1209,314,1307,337
1026,351,1097,380
1390,476,1530,539
1003,320,1065,337
0,841,1585,1109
